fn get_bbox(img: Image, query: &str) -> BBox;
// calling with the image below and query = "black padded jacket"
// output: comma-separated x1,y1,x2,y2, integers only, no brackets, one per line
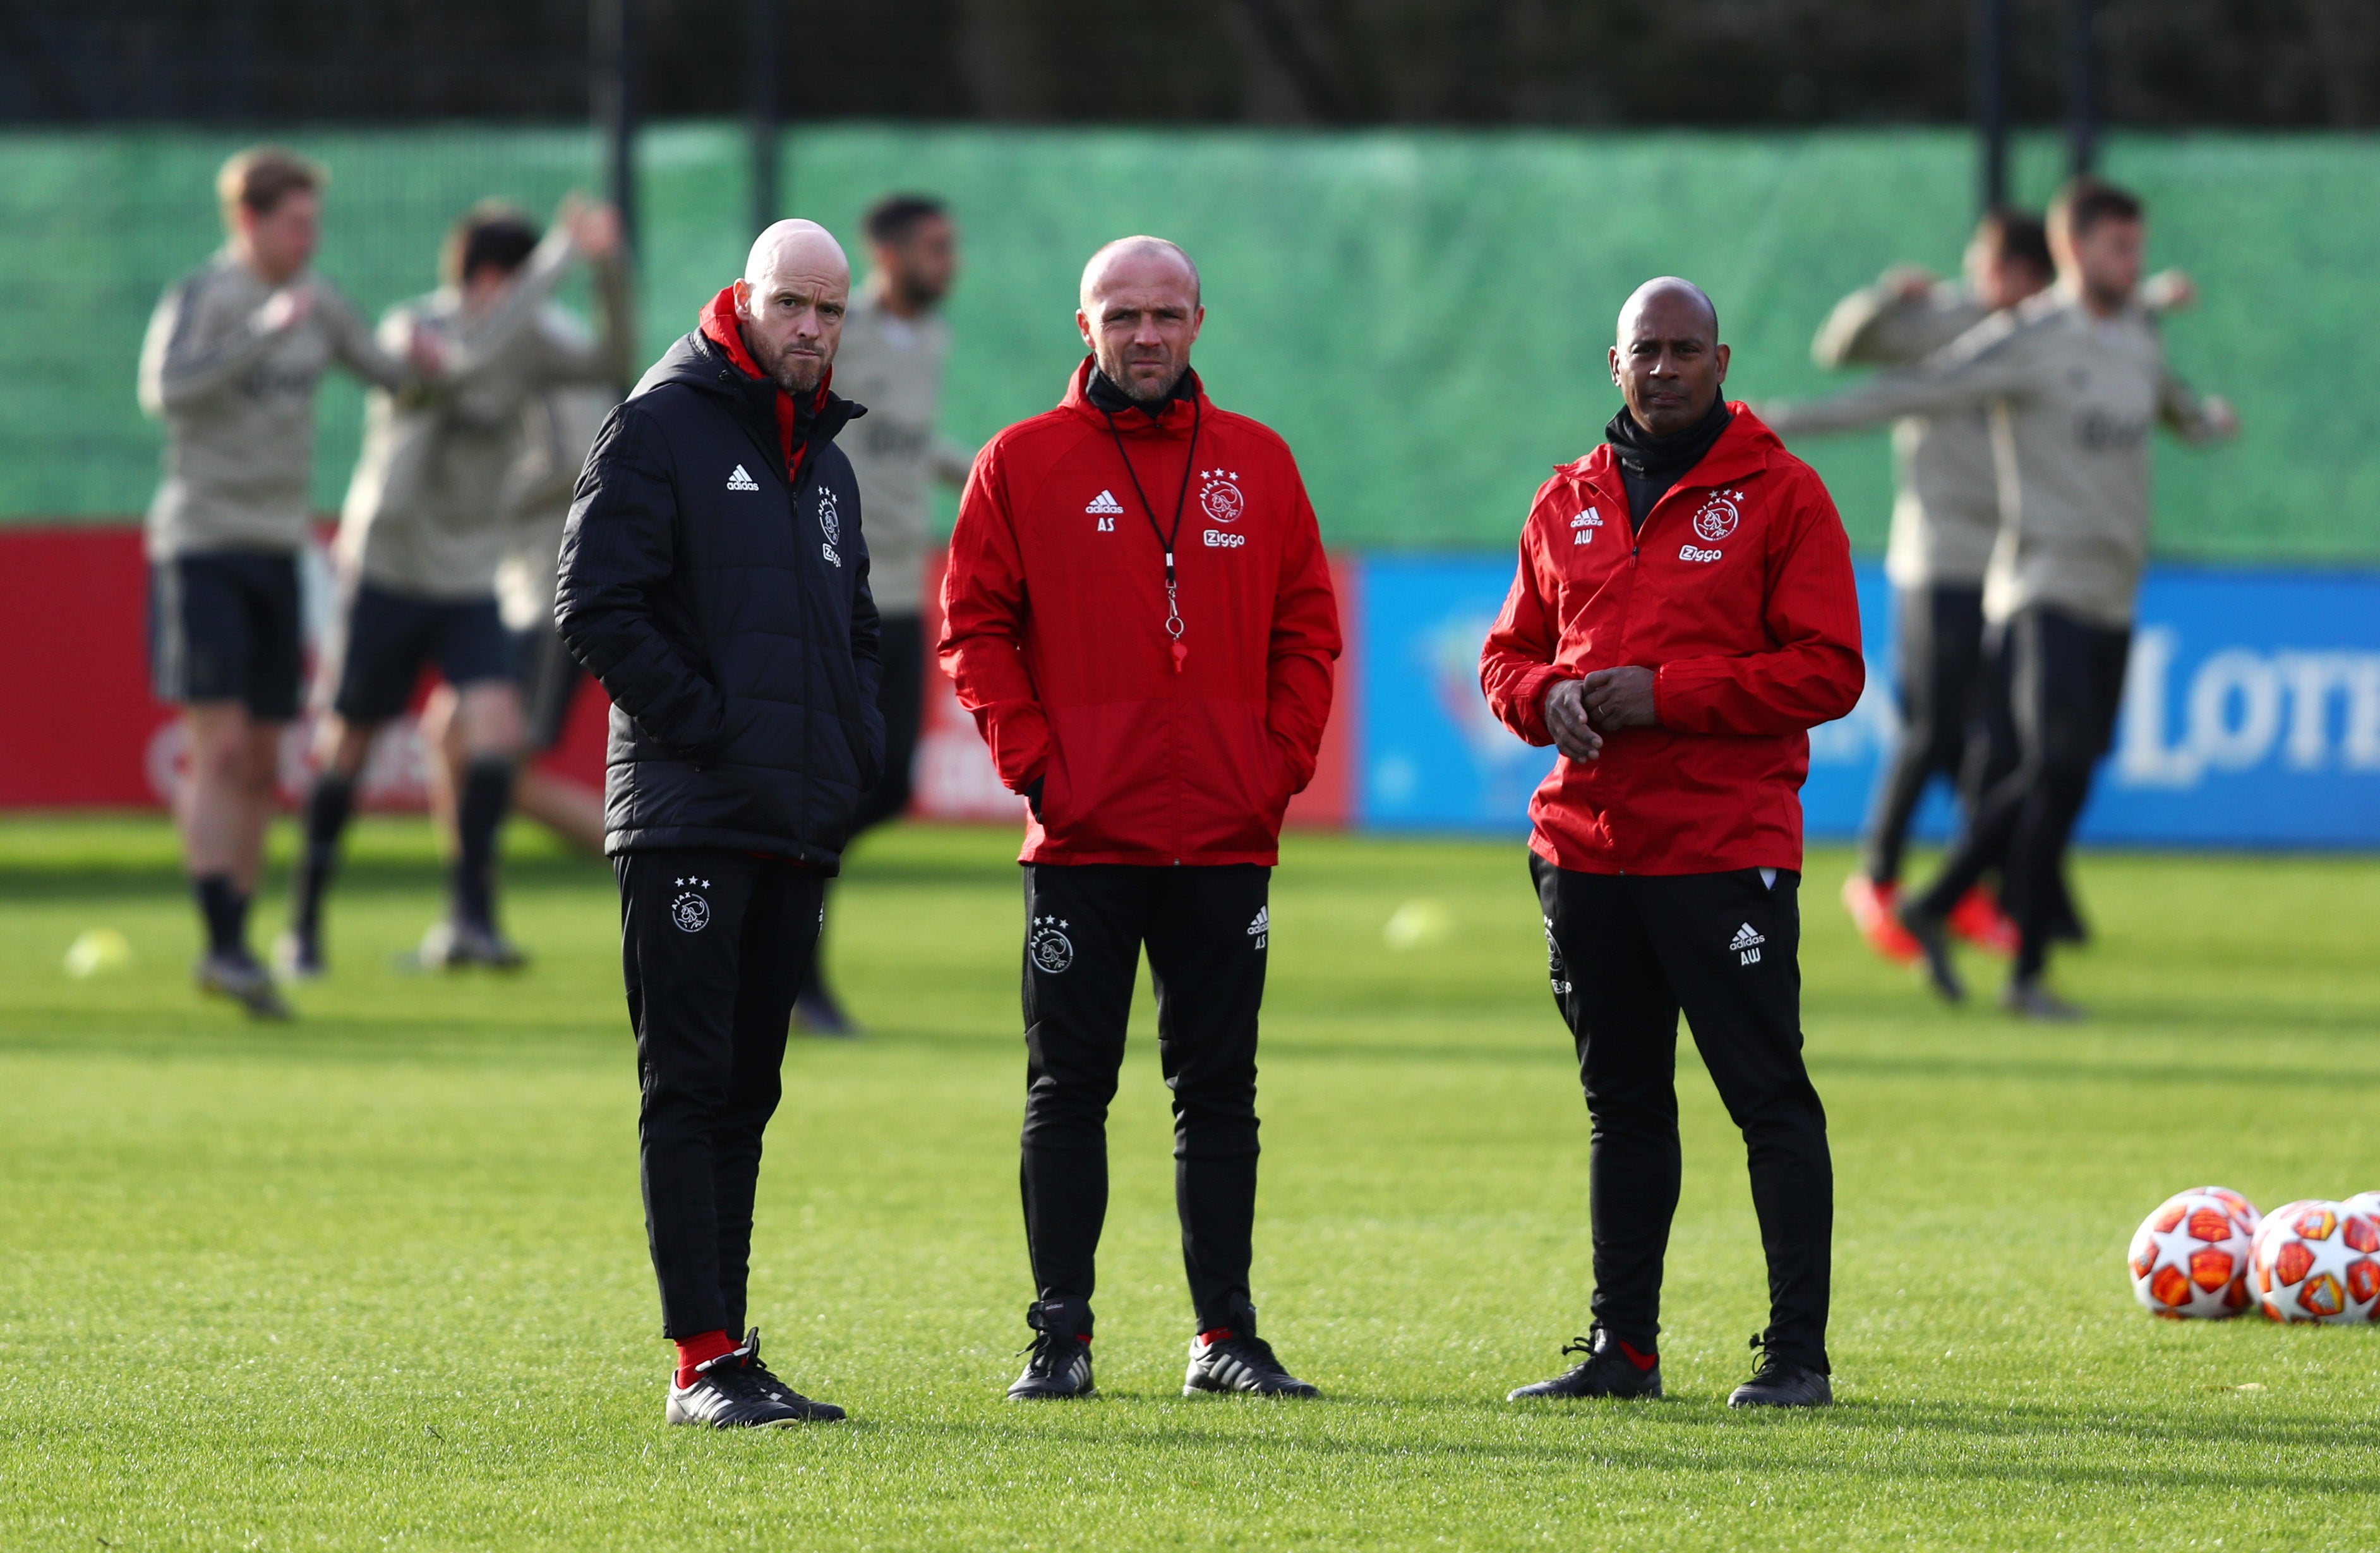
555,325,883,870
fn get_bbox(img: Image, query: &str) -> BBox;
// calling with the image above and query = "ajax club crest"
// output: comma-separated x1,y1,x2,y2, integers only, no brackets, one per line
1198,469,1245,525
1029,915,1074,974
671,878,712,933
1692,489,1745,543
817,487,842,547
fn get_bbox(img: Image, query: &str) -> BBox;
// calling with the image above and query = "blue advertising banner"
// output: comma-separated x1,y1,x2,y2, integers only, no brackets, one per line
1357,557,2380,848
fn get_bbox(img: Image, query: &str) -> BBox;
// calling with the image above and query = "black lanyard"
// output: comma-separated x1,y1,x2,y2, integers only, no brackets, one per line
1099,394,1202,673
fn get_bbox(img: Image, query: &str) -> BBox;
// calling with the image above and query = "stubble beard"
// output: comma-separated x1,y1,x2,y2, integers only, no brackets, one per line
1103,346,1184,406
742,320,827,396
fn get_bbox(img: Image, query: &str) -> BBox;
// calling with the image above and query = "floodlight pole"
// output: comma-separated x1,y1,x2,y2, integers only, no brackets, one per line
1971,0,2011,213
593,0,641,257
747,0,781,238
2065,0,2099,176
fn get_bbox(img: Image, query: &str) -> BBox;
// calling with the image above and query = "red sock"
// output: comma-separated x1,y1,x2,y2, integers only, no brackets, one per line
673,1329,739,1387
1616,1340,1658,1372
1198,1327,1233,1347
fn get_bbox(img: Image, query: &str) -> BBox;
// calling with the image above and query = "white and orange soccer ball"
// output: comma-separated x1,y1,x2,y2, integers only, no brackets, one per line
2178,1185,2262,1236
2249,1199,2380,1324
2129,1189,2257,1319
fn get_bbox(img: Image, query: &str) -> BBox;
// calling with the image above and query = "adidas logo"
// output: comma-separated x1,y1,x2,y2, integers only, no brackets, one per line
1086,489,1124,514
1730,922,1765,965
1247,905,1268,950
726,464,760,492
1570,506,1603,529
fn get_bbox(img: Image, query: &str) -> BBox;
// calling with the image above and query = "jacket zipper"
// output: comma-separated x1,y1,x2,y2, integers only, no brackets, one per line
1610,473,1653,874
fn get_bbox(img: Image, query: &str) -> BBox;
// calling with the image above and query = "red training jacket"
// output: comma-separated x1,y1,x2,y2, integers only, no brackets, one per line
1479,404,1864,876
940,360,1341,866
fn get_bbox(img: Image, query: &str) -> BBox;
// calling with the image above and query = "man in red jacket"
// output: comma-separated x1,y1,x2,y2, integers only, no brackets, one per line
941,236,1340,1402
1480,277,1864,1409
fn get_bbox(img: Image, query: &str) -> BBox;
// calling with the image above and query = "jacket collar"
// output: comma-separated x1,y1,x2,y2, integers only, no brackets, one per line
640,286,860,485
1061,356,1210,435
698,284,836,423
1566,401,1781,499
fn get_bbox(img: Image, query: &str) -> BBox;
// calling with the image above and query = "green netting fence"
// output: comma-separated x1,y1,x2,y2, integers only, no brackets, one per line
3,123,2374,561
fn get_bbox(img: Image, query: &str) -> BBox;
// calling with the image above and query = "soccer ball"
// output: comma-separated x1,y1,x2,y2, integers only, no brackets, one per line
2129,1190,2257,1319
2249,1199,2380,1324
2177,1185,2261,1235
2343,1190,2380,1223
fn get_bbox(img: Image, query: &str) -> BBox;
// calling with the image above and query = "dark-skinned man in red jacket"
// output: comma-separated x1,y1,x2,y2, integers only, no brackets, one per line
941,236,1340,1403
1481,277,1864,1409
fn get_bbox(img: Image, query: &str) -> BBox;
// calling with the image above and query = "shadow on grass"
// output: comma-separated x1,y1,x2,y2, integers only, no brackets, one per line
0,854,609,902
898,1392,2380,1494
0,1006,628,1067
1810,1048,2380,1092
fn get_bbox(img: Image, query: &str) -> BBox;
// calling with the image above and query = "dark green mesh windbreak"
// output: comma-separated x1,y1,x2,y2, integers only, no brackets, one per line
1,125,2365,562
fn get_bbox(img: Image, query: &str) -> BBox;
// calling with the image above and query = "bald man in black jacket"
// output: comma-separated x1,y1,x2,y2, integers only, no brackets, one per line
558,219,882,1430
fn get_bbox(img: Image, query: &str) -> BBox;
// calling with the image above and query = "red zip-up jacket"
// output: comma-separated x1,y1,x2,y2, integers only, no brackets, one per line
940,360,1340,866
1479,404,1864,876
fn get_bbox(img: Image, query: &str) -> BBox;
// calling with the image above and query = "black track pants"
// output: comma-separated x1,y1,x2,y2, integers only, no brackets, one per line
1533,855,1833,1372
1018,862,1271,1336
1916,606,2130,979
1861,583,1985,884
616,848,823,1339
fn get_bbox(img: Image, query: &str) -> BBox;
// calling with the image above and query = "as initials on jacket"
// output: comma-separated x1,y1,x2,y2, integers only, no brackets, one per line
937,361,1342,869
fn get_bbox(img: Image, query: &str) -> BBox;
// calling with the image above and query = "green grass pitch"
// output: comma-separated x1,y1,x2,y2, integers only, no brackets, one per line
3,815,2377,1549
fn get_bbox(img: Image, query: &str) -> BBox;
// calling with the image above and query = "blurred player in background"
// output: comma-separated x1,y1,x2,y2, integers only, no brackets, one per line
138,145,438,1018
942,236,1340,1402
281,198,627,976
1481,278,1861,1410
1815,211,2054,964
1764,178,2237,1018
792,193,977,1034
421,345,634,858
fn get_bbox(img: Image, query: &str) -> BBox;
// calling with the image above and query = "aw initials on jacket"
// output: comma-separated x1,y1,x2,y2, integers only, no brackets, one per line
1481,405,1865,876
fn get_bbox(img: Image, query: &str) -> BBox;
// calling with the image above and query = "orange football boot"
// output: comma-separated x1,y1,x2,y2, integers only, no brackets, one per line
1948,887,2021,956
1841,874,1921,964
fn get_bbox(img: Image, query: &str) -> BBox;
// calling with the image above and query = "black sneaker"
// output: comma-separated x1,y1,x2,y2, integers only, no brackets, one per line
194,952,292,1020
1728,1341,1832,1408
794,987,862,1039
1506,1323,1662,1401
417,919,527,971
666,1328,844,1427
272,931,323,982
1184,1326,1318,1398
1897,900,1964,1003
2001,976,2085,1022
1007,1300,1095,1400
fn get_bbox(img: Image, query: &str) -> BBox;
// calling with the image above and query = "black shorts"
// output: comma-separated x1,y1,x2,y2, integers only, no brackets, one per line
322,582,514,724
149,550,304,720
510,622,585,754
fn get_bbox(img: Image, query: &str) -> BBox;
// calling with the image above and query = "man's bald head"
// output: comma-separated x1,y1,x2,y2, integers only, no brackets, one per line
1609,276,1729,438
745,218,849,289
1079,236,1200,313
1616,277,1718,346
733,219,851,395
1076,236,1206,408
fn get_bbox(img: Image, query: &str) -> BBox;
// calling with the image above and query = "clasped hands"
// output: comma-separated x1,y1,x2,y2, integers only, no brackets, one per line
1542,667,1656,763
